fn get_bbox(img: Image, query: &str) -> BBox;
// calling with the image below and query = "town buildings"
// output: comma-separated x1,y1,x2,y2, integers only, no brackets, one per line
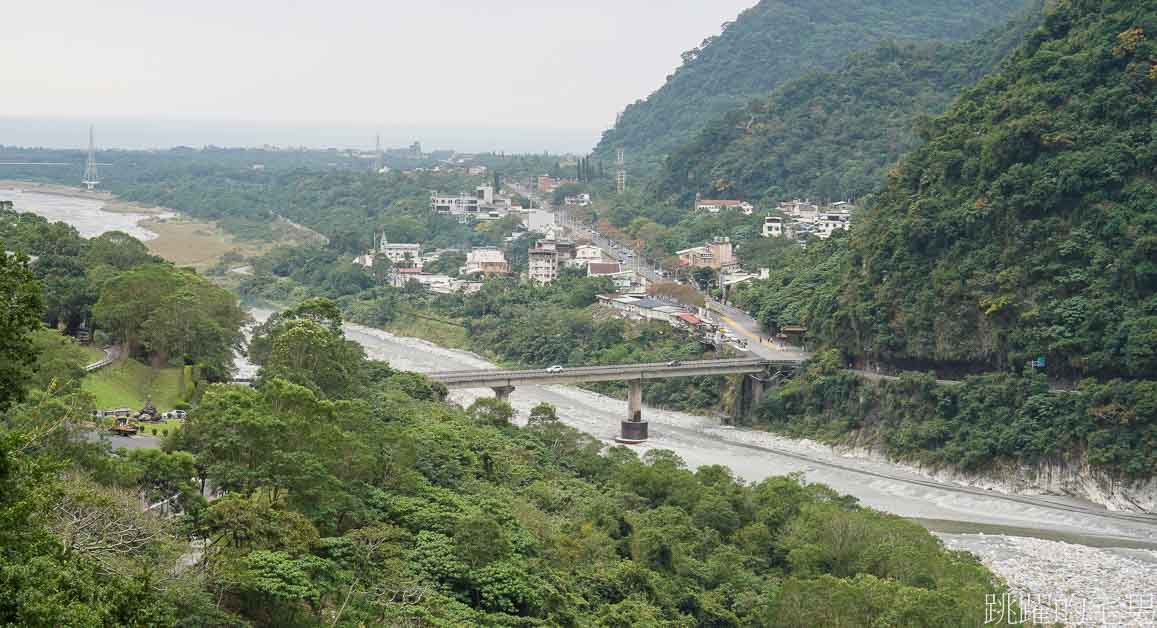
353,235,423,270
387,269,482,294
564,193,592,207
764,199,854,240
431,185,515,217
596,295,725,345
528,247,559,284
377,237,421,267
676,237,736,270
536,175,577,194
762,216,785,238
431,193,480,215
572,244,613,267
694,197,755,215
526,236,577,284
463,247,510,276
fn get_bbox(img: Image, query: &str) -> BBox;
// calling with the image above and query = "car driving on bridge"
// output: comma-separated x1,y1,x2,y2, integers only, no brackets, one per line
545,365,564,373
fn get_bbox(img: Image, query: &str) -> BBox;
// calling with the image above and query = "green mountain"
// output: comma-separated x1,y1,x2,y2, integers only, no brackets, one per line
593,0,1034,175
652,5,1044,207
826,0,1157,379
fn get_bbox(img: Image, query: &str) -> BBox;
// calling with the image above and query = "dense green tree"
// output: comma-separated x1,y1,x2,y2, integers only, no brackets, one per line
0,252,44,411
528,402,559,425
93,264,245,376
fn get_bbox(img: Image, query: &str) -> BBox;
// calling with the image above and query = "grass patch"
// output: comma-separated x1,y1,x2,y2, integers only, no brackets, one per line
142,215,324,271
383,315,471,351
82,358,187,411
142,217,272,271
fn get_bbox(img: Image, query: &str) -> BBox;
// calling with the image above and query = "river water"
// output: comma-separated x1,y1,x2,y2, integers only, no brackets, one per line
0,188,163,241
22,195,1157,626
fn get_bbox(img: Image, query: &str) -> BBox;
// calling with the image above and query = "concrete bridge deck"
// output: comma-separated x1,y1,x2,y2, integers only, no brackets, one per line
428,357,805,444
427,357,801,389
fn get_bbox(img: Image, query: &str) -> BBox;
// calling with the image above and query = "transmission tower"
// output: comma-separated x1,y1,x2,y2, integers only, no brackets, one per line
372,133,383,173
82,125,100,191
615,148,627,194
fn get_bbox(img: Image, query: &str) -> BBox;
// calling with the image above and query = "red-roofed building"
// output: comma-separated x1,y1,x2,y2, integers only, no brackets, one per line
587,262,622,277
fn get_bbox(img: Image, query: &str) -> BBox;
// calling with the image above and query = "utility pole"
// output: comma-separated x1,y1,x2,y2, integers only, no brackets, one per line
372,133,382,174
82,125,100,191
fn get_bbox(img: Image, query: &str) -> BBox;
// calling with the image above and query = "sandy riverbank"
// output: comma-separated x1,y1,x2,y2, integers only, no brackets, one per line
1,181,311,270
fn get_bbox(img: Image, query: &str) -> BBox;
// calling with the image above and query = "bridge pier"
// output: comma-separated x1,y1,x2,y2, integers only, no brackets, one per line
492,386,515,401
616,380,649,444
734,375,769,418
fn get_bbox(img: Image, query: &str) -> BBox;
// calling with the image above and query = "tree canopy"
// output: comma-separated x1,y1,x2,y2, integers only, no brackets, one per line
652,4,1044,206
594,0,1034,176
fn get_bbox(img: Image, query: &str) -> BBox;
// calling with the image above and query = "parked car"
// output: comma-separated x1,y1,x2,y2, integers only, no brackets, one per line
545,365,564,373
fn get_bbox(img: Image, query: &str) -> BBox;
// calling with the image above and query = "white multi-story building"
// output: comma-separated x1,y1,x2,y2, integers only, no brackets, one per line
463,248,510,276
695,198,755,215
763,216,785,238
564,193,591,207
815,211,852,239
378,238,421,267
772,200,855,240
571,244,612,267
778,199,822,223
475,185,495,205
608,269,648,294
528,247,559,284
431,193,480,214
432,186,514,217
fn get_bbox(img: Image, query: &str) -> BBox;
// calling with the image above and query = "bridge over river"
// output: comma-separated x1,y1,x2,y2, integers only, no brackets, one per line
428,358,805,443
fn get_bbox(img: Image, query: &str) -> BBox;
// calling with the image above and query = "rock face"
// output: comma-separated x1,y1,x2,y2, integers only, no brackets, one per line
838,442,1157,514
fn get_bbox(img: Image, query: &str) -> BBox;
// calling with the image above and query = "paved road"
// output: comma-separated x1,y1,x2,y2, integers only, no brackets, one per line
704,299,810,362
83,345,120,372
84,430,161,450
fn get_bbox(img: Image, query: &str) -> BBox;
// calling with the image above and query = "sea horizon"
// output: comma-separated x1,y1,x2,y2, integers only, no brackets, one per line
0,116,603,155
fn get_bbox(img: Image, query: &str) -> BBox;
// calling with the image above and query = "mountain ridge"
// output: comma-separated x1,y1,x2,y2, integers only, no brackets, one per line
593,0,1035,175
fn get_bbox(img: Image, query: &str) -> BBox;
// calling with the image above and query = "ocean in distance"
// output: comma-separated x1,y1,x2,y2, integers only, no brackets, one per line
0,116,600,155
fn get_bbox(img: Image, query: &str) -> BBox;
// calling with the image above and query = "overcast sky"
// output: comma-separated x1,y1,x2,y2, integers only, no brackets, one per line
3,1,754,150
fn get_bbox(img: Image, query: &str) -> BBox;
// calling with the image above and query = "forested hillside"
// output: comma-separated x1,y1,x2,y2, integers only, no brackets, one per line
0,274,1013,624
652,5,1044,206
593,0,1033,175
731,0,1157,482
831,0,1157,380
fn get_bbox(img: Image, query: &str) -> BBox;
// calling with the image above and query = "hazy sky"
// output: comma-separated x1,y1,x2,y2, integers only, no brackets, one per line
4,1,754,149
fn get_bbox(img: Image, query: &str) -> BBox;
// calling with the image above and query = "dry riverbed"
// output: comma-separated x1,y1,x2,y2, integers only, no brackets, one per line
1,181,316,271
